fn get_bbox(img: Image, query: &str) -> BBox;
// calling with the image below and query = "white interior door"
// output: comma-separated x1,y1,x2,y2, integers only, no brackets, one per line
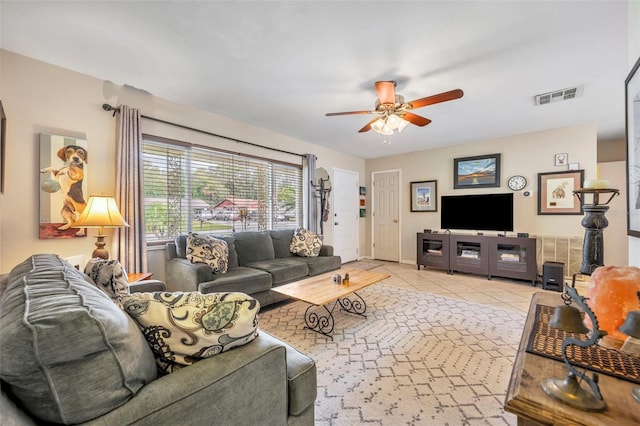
332,168,359,263
372,170,400,262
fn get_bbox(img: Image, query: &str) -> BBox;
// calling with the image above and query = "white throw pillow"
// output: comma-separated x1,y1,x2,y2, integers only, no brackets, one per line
122,291,260,374
84,258,130,306
186,232,229,273
289,227,323,257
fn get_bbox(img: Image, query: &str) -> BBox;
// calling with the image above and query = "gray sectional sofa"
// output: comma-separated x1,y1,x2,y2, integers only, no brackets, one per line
0,254,317,425
166,229,342,307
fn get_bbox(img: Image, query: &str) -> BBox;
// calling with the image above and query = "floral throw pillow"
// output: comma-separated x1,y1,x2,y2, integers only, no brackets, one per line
186,232,229,274
84,258,130,306
289,227,323,257
122,291,260,374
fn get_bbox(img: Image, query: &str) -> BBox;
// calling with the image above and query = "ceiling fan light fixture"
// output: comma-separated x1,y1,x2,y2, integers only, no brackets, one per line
386,113,402,129
380,125,394,136
397,118,410,132
371,118,387,133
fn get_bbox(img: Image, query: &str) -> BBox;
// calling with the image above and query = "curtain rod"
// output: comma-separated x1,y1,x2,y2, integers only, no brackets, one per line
102,103,304,158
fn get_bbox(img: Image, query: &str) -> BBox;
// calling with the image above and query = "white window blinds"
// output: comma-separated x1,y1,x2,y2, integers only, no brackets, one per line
142,135,302,244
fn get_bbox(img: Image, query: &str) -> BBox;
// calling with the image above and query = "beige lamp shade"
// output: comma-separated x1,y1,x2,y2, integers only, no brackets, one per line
73,196,129,231
72,195,128,259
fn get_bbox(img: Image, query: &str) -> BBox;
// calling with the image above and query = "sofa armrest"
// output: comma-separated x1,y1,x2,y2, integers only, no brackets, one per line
319,245,334,256
128,280,166,293
165,258,213,292
84,333,290,426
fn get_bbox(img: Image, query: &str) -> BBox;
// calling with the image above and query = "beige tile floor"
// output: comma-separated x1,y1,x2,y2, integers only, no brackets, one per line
368,261,589,314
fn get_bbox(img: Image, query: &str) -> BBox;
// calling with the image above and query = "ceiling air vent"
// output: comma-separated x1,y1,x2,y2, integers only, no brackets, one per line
535,86,580,106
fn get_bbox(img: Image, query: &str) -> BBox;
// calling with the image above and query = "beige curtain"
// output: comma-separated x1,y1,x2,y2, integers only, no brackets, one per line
115,105,147,273
304,154,317,233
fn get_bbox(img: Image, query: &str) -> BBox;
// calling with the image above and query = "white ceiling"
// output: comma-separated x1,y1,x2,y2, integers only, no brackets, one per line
0,1,631,159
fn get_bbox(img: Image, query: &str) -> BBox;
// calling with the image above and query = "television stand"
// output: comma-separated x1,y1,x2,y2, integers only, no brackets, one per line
417,232,537,284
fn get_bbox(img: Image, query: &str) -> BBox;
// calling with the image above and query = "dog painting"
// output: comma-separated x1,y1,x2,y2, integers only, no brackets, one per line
39,133,88,239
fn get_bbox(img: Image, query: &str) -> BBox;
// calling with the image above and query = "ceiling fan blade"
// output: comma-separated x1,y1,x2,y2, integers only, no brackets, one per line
408,89,464,109
358,118,378,133
375,81,396,105
404,112,432,127
326,110,372,116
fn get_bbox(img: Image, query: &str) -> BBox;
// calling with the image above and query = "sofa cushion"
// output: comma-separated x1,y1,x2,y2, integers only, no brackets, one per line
287,255,343,276
0,254,157,424
270,229,295,258
198,266,272,295
84,257,130,305
122,291,260,374
234,231,275,265
187,232,229,274
246,259,309,285
290,227,324,257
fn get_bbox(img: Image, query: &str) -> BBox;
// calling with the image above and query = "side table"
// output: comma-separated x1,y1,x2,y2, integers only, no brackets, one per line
504,292,640,425
127,272,153,283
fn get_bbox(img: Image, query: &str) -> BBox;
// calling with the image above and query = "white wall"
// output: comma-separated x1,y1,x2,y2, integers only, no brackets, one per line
365,124,598,264
0,50,366,275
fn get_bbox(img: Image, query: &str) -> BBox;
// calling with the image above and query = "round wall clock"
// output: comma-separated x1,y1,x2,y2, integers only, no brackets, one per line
508,175,527,191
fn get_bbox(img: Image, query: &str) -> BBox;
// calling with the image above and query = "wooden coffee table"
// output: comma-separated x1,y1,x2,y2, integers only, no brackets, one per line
271,267,390,339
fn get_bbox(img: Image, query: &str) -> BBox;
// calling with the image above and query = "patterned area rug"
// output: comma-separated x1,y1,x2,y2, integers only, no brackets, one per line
259,283,525,425
342,260,385,271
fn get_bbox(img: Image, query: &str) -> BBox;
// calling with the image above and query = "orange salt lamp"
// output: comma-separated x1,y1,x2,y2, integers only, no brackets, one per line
584,266,640,348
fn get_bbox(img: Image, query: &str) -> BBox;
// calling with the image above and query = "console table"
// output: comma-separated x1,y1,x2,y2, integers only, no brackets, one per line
417,232,536,284
504,292,640,425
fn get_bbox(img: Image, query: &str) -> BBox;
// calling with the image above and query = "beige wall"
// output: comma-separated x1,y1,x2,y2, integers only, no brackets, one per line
600,161,628,266
628,1,640,267
598,138,625,162
0,50,366,275
365,125,599,264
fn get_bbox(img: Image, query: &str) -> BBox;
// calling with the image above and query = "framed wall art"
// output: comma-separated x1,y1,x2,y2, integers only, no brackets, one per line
554,153,568,167
537,170,584,215
453,153,501,189
626,55,640,237
39,133,89,239
410,180,437,212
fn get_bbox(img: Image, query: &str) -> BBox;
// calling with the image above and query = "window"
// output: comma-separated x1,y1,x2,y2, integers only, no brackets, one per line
142,135,303,244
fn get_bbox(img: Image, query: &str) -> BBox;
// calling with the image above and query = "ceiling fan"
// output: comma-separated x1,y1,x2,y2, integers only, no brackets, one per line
325,81,463,136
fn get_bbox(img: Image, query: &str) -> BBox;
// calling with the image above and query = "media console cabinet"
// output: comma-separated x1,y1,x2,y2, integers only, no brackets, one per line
417,232,537,284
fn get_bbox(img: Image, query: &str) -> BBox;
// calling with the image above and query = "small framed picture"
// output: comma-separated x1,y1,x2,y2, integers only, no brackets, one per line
554,153,568,167
568,162,579,170
537,170,584,215
410,180,437,212
453,153,501,189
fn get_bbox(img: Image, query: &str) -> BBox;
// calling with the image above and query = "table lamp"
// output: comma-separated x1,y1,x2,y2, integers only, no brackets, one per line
72,195,129,259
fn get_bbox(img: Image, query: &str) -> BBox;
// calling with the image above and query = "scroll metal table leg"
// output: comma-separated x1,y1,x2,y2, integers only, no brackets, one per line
304,302,337,340
337,291,367,318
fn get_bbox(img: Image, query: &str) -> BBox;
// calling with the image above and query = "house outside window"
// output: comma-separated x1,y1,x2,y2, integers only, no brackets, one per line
142,135,303,245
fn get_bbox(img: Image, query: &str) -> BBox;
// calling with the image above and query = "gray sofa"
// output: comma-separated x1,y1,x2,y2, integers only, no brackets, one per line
0,254,317,425
166,229,342,307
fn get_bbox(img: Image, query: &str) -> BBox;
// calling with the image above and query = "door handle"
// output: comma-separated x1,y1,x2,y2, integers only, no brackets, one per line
335,222,339,225
393,219,398,223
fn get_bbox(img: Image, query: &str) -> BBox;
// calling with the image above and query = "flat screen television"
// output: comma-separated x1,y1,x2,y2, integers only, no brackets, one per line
441,193,514,232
